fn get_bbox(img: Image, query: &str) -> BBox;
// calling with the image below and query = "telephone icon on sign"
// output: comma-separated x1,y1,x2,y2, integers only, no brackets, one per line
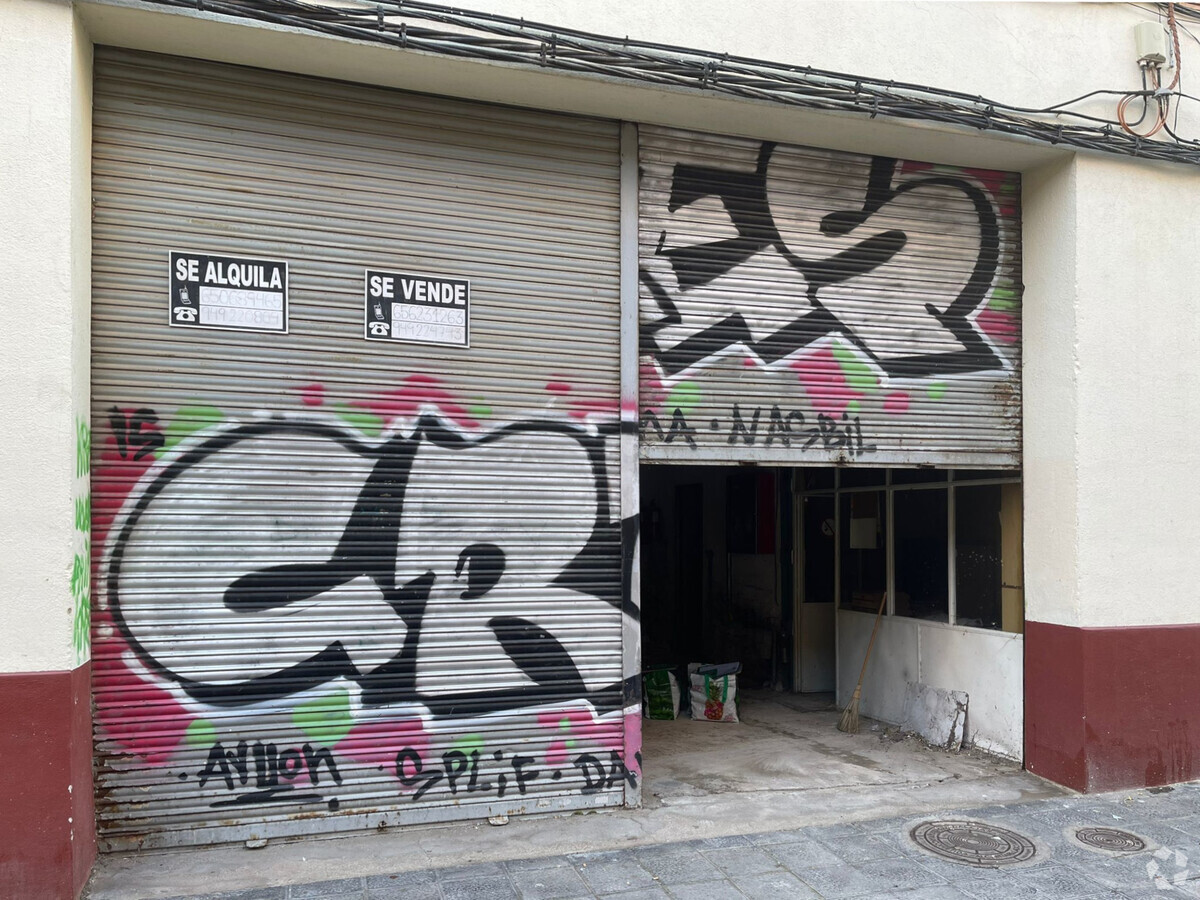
368,322,389,337
174,307,198,323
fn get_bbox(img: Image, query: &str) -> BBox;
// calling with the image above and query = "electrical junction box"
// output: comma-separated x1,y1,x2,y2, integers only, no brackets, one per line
1135,21,1169,65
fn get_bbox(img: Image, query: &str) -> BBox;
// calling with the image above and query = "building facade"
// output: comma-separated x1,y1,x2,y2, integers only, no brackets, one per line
4,2,1200,898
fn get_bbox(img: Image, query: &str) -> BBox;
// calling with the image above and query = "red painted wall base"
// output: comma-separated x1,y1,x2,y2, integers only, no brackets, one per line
1026,620,1200,793
0,664,95,899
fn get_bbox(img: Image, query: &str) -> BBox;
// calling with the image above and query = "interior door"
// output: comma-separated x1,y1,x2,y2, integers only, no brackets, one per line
798,493,837,692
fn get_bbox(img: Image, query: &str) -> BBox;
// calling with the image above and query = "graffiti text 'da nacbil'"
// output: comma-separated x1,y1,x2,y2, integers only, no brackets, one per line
641,404,875,457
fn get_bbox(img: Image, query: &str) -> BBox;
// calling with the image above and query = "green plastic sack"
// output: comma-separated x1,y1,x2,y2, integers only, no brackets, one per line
643,668,680,720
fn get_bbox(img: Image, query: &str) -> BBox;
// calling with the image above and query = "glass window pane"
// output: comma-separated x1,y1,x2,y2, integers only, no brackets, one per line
956,484,1023,632
802,468,835,491
839,468,886,488
839,491,887,612
893,488,948,622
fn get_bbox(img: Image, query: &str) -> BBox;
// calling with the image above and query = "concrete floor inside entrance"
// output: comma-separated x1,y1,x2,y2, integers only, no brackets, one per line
88,692,1062,899
641,690,1039,821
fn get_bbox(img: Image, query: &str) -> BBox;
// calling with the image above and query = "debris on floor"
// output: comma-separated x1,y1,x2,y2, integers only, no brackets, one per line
901,681,969,751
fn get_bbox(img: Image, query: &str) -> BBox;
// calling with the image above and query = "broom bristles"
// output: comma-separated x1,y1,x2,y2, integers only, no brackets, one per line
837,697,860,734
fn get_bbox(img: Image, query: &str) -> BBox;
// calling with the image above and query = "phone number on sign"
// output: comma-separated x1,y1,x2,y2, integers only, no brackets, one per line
200,305,284,329
392,304,466,326
199,287,284,311
392,321,466,344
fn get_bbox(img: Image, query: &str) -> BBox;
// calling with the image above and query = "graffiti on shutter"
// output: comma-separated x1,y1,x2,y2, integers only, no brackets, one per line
92,379,637,819
639,128,1022,466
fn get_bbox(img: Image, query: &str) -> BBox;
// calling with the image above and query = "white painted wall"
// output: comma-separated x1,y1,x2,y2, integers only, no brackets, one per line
0,0,92,673
837,610,1024,759
1072,156,1200,628
1021,158,1080,629
1022,152,1200,630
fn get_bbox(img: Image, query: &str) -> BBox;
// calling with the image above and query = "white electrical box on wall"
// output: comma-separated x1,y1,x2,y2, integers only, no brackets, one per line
1135,21,1169,65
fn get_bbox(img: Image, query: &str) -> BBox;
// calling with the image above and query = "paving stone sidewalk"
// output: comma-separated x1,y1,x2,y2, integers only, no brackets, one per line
164,783,1200,900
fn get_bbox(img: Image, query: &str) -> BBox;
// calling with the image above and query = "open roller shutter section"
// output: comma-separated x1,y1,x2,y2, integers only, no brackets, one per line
638,125,1022,467
90,48,627,850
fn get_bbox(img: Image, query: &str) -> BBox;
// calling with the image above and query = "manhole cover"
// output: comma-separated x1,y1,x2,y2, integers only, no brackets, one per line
910,820,1038,867
1074,826,1147,854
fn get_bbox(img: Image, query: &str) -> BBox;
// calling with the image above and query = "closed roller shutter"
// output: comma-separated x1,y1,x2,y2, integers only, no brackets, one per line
90,48,627,850
638,125,1022,467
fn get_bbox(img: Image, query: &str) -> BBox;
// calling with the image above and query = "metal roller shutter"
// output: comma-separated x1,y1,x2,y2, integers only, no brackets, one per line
638,125,1022,467
90,48,628,850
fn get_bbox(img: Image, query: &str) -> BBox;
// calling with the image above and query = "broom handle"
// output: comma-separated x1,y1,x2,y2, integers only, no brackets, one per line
854,592,889,689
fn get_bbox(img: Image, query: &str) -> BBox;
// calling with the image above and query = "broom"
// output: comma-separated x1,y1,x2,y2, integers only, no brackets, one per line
837,592,888,734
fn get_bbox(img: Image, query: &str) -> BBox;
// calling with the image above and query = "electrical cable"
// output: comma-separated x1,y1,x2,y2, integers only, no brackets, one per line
124,0,1200,165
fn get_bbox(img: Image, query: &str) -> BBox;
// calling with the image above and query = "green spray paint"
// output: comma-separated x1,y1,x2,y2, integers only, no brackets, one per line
160,406,225,455
72,417,91,663
334,403,384,438
987,283,1018,311
186,719,218,746
293,688,354,744
831,343,879,393
665,381,702,414
451,734,485,755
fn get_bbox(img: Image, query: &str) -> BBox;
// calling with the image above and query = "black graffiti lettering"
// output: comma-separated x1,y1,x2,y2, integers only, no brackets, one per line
198,742,235,790
226,740,250,786
466,749,481,793
395,748,443,801
658,144,778,292
496,772,508,798
278,748,303,781
511,755,540,795
573,753,607,795
644,145,1005,379
107,416,631,718
764,405,794,448
302,743,343,786
640,410,665,441
728,404,761,446
442,750,469,795
107,406,165,461
198,740,339,805
608,750,638,790
571,750,636,794
253,742,279,789
801,413,876,458
663,408,697,448
455,544,505,601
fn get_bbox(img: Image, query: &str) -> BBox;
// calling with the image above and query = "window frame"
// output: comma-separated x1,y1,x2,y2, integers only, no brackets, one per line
804,468,1021,630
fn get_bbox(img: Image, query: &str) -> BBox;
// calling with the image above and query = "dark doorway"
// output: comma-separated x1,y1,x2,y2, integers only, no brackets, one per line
639,465,788,690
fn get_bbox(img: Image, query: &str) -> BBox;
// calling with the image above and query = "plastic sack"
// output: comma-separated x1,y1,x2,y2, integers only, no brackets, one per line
688,663,739,723
643,667,681,720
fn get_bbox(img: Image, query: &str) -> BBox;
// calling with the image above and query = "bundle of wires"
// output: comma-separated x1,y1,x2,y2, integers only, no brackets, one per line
1118,3,1183,137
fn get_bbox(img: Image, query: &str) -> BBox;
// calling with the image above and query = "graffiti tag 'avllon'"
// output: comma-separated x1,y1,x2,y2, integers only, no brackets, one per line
639,133,1021,454
92,377,638,816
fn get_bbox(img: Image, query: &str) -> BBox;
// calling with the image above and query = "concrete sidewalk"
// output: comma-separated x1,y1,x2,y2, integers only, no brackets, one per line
144,784,1200,899
89,698,1062,899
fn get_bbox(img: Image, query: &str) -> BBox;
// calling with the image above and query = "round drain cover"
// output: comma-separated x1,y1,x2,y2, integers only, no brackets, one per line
1074,826,1147,853
910,820,1037,867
